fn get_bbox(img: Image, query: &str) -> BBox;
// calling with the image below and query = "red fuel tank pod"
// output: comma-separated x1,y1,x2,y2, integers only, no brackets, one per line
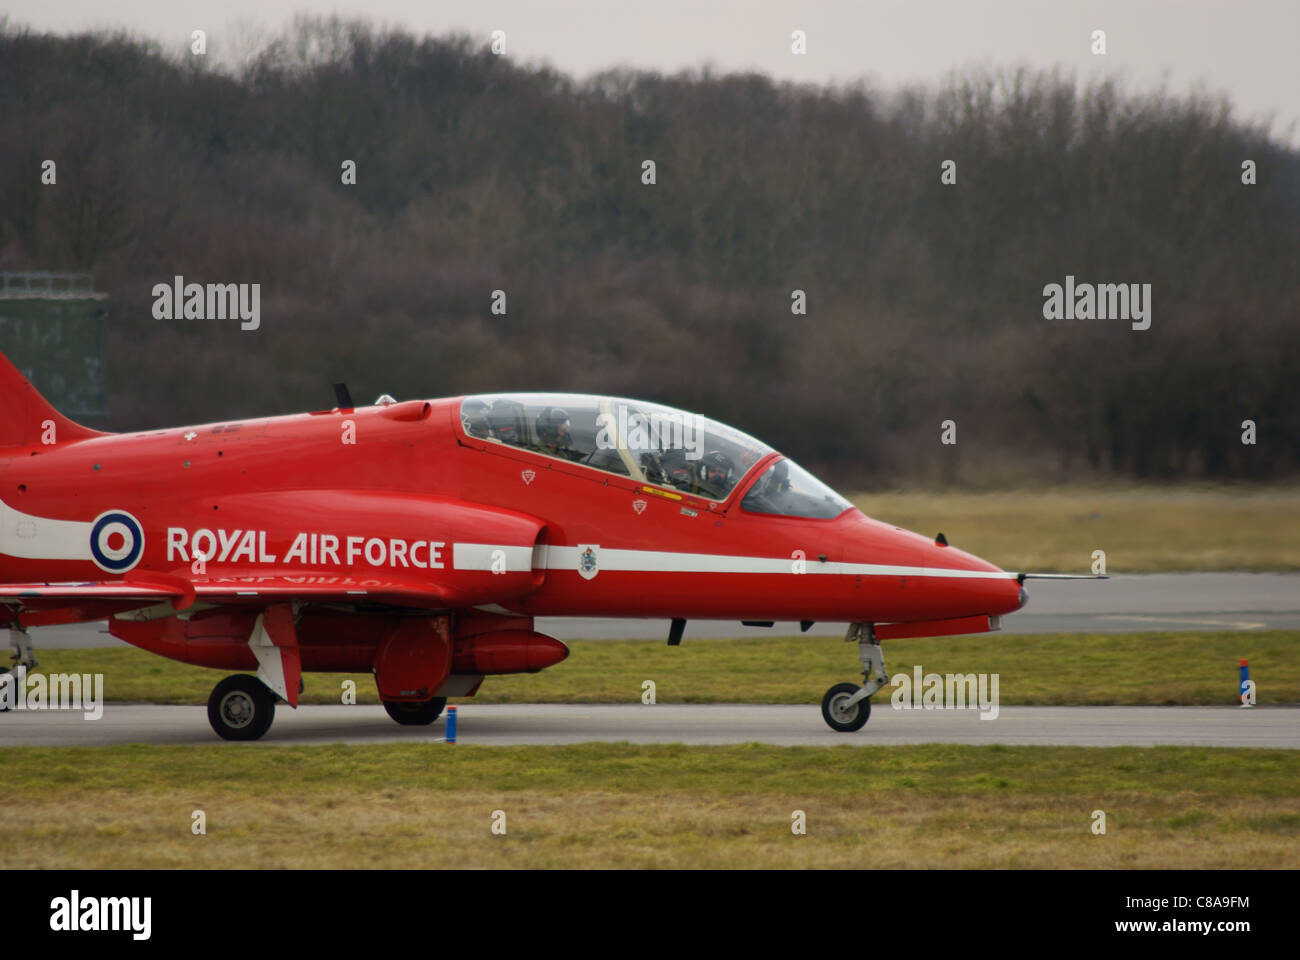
452,631,569,674
373,618,453,702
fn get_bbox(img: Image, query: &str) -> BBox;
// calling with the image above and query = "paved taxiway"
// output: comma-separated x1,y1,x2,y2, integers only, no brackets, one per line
3,704,1295,748
23,573,1300,649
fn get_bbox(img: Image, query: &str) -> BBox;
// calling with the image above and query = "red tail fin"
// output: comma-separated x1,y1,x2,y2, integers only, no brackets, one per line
0,349,106,447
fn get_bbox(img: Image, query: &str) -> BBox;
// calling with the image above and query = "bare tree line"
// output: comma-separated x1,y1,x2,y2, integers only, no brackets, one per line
1,18,1296,485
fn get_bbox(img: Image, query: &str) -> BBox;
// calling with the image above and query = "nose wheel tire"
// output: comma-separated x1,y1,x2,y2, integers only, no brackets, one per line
822,682,871,732
207,674,277,741
383,697,448,725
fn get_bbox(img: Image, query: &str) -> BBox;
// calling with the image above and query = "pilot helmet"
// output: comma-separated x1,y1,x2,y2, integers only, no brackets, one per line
535,407,571,446
771,458,791,492
702,450,735,489
658,446,695,484
487,398,526,444
461,398,491,437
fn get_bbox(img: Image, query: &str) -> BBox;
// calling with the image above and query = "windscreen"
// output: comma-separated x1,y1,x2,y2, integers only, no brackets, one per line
740,457,852,519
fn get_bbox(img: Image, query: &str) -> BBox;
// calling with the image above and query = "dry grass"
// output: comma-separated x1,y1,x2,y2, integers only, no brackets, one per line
3,743,1297,868
852,485,1300,572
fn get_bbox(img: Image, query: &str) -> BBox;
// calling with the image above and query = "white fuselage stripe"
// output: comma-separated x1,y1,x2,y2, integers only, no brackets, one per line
0,498,93,562
3,498,1013,582
528,545,1013,579
452,543,535,572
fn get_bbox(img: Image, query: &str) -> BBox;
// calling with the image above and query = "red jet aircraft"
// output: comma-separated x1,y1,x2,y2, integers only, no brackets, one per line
0,349,1087,739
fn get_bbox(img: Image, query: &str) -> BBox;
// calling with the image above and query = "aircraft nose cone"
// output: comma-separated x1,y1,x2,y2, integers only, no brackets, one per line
840,514,1022,621
930,541,1023,617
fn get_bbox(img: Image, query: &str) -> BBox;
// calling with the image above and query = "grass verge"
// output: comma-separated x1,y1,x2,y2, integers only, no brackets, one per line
29,631,1299,706
2,743,1296,868
852,486,1300,572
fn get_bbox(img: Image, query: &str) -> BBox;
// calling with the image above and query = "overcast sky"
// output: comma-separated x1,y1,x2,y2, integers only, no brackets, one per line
7,1,1298,143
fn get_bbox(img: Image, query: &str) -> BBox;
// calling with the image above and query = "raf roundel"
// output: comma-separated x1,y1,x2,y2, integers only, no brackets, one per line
89,510,145,573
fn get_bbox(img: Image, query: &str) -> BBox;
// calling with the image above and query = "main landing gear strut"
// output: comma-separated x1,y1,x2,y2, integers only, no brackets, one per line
821,622,888,732
7,628,36,671
1,629,37,713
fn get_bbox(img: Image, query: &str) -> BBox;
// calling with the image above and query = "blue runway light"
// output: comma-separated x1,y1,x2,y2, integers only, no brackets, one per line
1238,660,1253,708
446,704,458,742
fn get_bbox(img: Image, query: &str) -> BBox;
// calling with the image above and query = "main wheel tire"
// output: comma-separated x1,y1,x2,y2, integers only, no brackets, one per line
821,682,871,732
383,697,447,726
208,674,277,741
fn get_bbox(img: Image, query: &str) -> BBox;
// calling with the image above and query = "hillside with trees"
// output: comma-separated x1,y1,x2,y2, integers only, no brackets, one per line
2,17,1297,485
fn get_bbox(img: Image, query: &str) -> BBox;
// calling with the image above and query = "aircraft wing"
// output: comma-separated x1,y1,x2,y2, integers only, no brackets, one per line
0,582,181,602
0,574,462,616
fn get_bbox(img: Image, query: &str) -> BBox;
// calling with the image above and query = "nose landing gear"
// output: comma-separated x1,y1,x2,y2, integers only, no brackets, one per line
820,623,889,732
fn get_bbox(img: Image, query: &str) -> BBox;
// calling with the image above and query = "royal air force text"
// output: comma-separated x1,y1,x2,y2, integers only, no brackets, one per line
167,528,446,569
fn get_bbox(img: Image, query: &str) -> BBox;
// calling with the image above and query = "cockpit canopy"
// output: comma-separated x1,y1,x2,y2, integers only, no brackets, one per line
460,393,851,517
461,393,769,500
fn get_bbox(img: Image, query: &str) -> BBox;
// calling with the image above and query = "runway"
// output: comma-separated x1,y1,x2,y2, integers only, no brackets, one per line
3,703,1295,748
25,572,1300,648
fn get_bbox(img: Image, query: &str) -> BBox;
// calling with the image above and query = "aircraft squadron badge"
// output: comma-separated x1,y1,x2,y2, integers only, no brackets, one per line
577,544,600,580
